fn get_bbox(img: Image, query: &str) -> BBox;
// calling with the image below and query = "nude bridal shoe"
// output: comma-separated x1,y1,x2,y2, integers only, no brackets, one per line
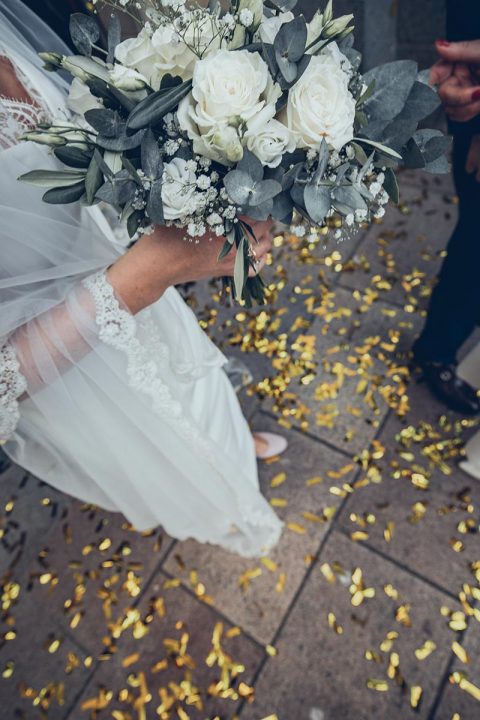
253,432,288,460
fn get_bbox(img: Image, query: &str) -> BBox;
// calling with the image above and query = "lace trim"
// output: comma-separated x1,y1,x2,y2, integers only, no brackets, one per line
83,271,283,554
0,341,27,442
0,53,49,150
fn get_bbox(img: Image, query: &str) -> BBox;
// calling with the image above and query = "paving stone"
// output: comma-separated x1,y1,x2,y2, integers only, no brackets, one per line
163,414,356,646
0,463,71,581
294,295,421,455
240,531,458,720
433,616,480,720
0,574,91,720
21,500,175,656
336,422,480,595
338,179,458,309
66,570,264,720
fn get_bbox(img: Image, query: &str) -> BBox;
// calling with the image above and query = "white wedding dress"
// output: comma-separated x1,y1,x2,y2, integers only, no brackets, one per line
0,0,283,557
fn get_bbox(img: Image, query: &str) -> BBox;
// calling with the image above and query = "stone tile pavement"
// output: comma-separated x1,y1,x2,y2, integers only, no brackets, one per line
1,168,480,720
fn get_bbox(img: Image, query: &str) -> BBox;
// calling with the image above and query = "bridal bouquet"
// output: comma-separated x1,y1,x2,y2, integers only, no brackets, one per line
20,0,450,304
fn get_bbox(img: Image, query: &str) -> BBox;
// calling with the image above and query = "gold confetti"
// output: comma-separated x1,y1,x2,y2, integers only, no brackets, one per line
410,685,423,708
415,640,436,660
270,472,287,488
452,642,470,665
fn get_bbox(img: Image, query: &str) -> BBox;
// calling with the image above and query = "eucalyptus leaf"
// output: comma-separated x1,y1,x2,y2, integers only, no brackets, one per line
127,80,193,130
96,127,147,151
18,169,86,187
290,179,305,208
86,78,135,113
237,149,264,183
304,183,331,224
272,191,294,222
94,148,115,178
160,73,183,90
146,179,165,224
121,156,143,184
84,108,122,137
69,13,100,57
224,170,254,205
43,181,86,204
395,80,440,123
424,155,450,174
282,161,304,191
246,199,274,220
399,137,425,169
274,16,307,81
351,141,369,165
273,15,308,63
332,185,367,214
85,153,103,204
249,179,282,206
107,12,122,65
363,60,418,125
314,139,330,181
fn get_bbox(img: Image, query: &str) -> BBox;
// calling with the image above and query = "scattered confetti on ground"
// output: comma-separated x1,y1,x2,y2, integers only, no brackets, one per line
1,172,480,719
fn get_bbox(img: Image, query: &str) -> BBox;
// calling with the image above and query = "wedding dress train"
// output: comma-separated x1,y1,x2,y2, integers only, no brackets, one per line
0,0,283,557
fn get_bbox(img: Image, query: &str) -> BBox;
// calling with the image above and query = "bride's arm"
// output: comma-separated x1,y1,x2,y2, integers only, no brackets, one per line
0,223,273,442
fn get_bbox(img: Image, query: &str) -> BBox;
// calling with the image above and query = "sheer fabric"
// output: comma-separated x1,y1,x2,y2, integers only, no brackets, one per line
0,0,283,557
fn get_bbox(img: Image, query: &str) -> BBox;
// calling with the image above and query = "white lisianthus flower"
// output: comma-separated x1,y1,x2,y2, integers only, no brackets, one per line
109,64,147,92
281,45,355,151
259,11,294,44
177,48,281,165
161,158,201,221
114,27,159,85
245,119,296,168
67,78,103,116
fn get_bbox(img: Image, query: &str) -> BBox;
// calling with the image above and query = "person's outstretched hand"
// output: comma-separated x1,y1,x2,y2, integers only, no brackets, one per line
430,39,480,122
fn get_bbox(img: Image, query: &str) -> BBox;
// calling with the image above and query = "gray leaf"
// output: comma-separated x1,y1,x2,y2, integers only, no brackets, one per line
383,167,399,204
127,80,193,130
274,15,307,66
396,80,440,123
304,183,330,224
146,179,165,224
141,129,163,179
363,60,418,125
237,149,264,183
233,236,247,301
245,199,274,221
424,155,450,174
224,170,254,205
290,179,305,208
18,169,87,187
84,108,122,137
332,185,367,214
272,191,294,222
96,128,147,152
399,137,425,169
85,153,103,204
107,13,122,65
54,146,92,169
43,181,86,204
69,13,100,57
249,179,282,207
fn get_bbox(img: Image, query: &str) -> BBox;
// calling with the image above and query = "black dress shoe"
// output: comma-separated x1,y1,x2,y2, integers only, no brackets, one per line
418,361,480,415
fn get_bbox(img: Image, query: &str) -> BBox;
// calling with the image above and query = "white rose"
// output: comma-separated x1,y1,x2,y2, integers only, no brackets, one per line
114,27,159,85
259,11,294,44
150,25,196,85
245,118,296,168
161,157,201,221
177,49,281,165
282,46,355,151
109,65,147,92
67,78,103,116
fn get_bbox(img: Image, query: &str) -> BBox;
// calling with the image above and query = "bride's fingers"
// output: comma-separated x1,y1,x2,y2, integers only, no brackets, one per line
248,255,266,278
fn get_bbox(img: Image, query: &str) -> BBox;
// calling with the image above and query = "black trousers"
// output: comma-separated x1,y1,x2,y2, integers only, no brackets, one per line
413,124,480,363
414,1,480,364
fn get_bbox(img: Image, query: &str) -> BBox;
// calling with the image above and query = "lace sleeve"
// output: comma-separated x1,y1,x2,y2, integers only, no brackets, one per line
0,340,27,442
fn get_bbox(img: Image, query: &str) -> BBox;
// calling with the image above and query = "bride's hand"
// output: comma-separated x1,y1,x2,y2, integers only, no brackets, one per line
107,220,274,314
